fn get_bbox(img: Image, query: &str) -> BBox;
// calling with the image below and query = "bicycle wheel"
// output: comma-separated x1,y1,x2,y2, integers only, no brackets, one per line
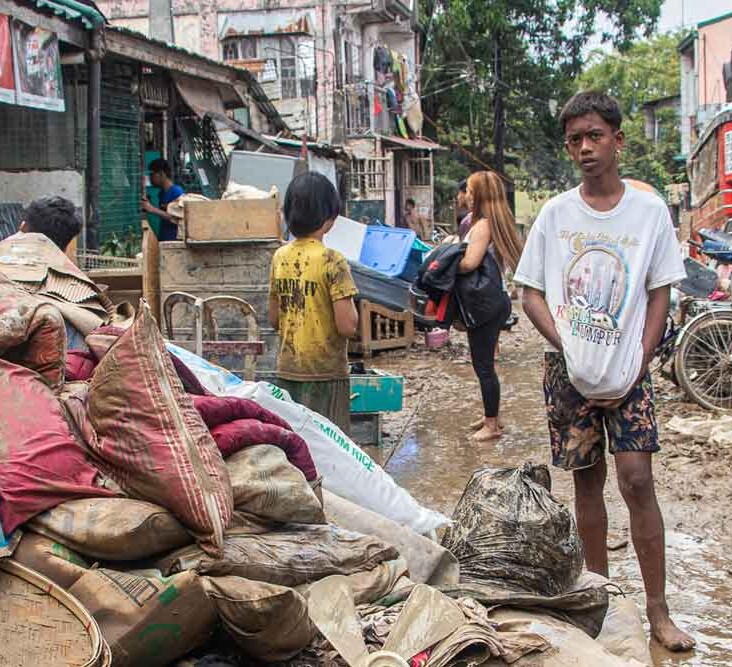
674,309,732,410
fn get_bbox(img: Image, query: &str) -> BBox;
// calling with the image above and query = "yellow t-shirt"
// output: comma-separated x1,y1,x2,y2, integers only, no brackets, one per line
270,238,358,380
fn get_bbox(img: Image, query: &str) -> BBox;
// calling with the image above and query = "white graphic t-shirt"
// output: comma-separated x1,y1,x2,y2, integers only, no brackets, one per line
515,183,686,400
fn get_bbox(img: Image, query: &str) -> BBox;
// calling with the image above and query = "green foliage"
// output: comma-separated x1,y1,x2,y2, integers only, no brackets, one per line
100,228,142,258
421,0,664,190
577,32,687,191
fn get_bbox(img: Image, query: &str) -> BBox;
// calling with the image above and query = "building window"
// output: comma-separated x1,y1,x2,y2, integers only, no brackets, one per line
407,155,431,187
347,157,387,198
222,40,238,61
281,38,298,99
222,37,257,62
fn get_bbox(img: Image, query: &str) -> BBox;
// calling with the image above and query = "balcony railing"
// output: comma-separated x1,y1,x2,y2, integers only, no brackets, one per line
342,82,390,137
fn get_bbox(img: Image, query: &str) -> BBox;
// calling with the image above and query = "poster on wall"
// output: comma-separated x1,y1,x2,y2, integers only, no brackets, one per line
11,18,64,112
0,15,15,105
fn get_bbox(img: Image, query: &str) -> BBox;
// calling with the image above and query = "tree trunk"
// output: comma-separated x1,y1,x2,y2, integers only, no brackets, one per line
493,37,505,173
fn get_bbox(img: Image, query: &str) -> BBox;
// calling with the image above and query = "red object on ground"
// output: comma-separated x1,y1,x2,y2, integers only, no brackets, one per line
192,395,292,431
86,303,233,557
210,419,317,482
65,350,97,381
0,359,116,534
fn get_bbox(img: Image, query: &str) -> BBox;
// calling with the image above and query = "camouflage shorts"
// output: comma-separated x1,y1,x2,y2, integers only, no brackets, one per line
543,352,660,471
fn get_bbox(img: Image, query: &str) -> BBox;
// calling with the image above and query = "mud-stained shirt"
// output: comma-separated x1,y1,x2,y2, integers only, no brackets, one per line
270,238,357,380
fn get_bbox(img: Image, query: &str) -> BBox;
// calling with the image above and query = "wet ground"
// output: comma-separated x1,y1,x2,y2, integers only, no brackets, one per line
365,307,732,667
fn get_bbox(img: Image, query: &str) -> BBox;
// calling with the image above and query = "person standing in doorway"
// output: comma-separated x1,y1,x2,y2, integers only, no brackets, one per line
142,158,185,241
404,198,429,241
515,91,694,652
461,171,522,442
269,172,359,434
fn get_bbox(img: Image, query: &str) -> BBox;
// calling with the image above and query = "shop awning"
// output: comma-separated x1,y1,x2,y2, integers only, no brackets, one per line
219,11,314,39
377,135,446,151
172,72,243,117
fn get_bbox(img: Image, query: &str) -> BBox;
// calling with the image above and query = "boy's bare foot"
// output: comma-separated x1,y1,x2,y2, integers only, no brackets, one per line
648,605,695,652
471,426,501,442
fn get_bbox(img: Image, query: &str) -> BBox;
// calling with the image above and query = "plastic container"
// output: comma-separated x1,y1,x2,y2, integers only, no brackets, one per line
425,328,450,349
399,237,432,282
359,226,416,277
350,368,404,413
323,216,367,262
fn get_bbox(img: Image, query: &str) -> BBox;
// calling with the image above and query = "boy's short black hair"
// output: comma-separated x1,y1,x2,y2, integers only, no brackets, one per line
406,198,416,207
559,91,623,133
149,158,172,178
458,179,467,192
283,172,341,237
22,196,82,251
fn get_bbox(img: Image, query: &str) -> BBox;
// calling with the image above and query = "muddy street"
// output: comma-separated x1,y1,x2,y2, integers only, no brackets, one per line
368,306,732,667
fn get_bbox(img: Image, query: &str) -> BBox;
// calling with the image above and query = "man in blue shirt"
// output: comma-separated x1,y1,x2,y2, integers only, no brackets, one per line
142,158,185,241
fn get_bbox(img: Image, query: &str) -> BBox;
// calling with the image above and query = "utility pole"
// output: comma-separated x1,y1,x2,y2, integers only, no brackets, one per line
492,36,505,173
149,0,174,43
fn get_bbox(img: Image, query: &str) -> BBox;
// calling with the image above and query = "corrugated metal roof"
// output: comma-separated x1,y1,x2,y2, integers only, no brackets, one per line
27,0,105,29
106,25,291,136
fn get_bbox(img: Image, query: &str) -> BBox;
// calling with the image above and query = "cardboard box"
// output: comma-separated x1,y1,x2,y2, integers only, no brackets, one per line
184,198,280,243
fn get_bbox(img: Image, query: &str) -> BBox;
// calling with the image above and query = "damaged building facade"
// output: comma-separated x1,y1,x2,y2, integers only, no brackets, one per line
95,0,440,231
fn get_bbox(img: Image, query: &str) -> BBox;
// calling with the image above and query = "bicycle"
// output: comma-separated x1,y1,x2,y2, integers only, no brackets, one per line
654,230,732,410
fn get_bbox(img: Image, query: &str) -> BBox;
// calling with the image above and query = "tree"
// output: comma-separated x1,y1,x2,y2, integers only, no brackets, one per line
577,32,686,191
421,0,664,190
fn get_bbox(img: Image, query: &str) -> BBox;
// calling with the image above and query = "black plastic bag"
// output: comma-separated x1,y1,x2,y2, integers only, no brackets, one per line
442,463,583,596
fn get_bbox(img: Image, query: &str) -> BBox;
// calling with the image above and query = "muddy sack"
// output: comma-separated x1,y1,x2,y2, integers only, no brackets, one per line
29,498,193,561
86,302,233,557
324,489,459,586
156,524,399,587
442,463,583,596
166,343,450,536
0,276,66,389
11,532,89,589
68,567,217,667
0,359,117,535
202,576,316,662
227,445,325,525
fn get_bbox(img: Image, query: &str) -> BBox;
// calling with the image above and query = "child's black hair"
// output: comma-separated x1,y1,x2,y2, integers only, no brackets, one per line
559,91,623,133
22,196,82,251
283,172,341,237
406,198,416,207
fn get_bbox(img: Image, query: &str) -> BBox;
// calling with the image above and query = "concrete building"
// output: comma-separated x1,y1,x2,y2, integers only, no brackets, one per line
679,12,732,156
95,0,441,231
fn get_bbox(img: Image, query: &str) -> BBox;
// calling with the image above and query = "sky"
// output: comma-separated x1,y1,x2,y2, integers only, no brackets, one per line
658,0,731,31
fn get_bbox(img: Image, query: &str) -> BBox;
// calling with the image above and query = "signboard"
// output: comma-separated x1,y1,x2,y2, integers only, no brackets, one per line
0,15,14,104
10,18,64,111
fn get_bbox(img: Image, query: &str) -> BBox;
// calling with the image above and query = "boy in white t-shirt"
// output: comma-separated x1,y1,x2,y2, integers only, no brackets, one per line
515,91,693,652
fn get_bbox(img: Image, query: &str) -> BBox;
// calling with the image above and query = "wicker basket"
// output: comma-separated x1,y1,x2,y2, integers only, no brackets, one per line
0,559,109,666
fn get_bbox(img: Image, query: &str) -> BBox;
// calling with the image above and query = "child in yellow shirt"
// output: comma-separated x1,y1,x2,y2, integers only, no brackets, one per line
269,173,359,433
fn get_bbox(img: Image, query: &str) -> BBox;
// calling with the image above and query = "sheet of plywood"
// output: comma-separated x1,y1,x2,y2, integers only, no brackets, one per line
185,199,279,242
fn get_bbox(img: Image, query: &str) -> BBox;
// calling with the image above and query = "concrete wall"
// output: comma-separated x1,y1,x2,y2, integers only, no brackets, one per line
0,170,84,209
698,17,731,110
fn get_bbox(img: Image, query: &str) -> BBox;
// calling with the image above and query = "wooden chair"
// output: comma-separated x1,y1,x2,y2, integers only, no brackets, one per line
163,292,264,380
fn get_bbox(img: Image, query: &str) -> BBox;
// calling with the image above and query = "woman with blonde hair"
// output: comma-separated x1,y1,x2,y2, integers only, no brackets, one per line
460,171,522,441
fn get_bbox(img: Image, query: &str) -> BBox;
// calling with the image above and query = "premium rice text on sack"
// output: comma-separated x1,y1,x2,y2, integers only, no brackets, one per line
227,445,325,525
68,568,217,667
202,576,316,662
30,498,193,561
157,524,399,587
12,532,89,589
86,302,233,556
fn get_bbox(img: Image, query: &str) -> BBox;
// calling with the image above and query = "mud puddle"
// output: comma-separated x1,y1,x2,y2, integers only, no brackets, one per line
366,318,732,666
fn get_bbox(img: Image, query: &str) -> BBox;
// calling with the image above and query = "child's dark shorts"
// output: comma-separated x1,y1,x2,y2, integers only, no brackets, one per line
543,352,660,471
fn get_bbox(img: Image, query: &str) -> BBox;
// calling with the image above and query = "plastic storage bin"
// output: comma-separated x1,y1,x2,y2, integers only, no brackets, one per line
349,368,404,413
359,226,416,277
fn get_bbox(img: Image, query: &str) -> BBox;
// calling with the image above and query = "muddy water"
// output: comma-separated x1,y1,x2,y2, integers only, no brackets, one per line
368,325,732,667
